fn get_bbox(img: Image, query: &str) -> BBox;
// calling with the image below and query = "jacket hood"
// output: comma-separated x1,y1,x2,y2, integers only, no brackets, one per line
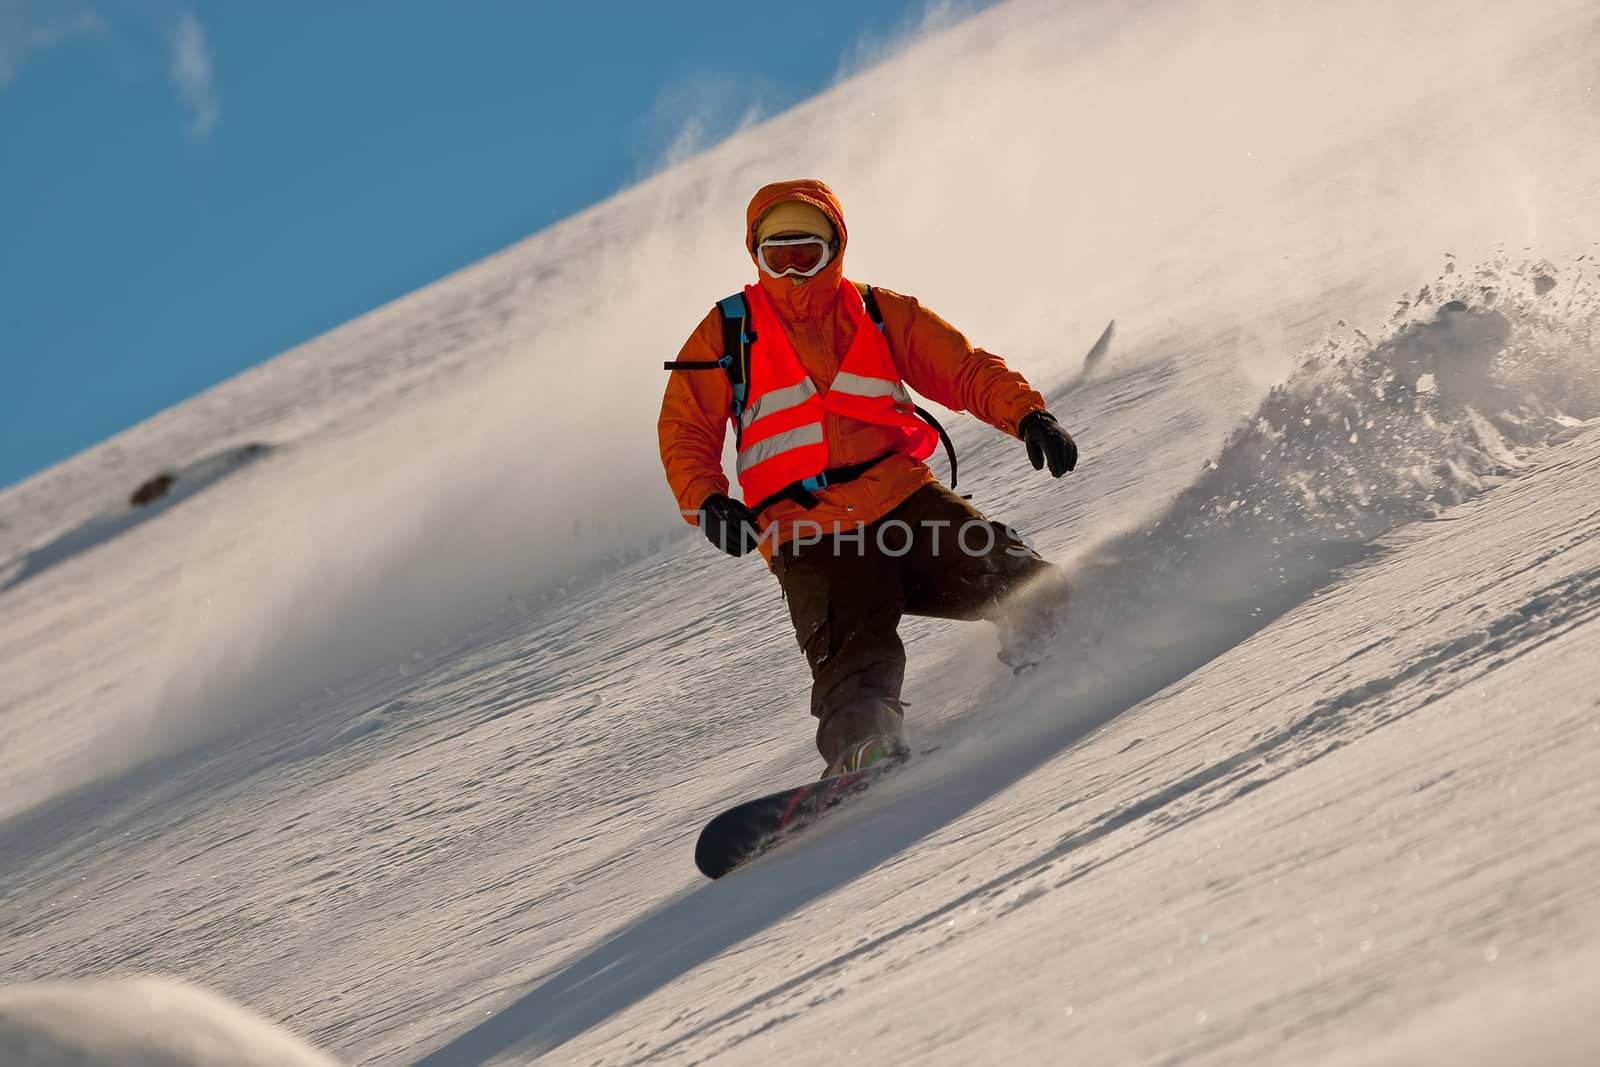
745,179,849,321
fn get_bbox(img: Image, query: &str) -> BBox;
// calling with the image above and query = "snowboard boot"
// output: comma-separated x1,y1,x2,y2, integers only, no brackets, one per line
822,734,910,779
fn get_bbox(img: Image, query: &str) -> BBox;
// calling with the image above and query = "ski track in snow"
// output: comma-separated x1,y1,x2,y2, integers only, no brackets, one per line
3,0,1600,1063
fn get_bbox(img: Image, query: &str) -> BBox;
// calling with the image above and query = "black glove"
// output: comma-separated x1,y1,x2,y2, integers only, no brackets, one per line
699,493,761,557
1019,410,1078,477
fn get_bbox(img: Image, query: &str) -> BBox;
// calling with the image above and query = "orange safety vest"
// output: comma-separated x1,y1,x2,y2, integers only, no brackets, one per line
734,280,940,508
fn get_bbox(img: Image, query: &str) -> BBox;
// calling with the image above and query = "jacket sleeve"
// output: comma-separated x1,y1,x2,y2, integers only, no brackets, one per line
872,287,1047,438
659,307,734,523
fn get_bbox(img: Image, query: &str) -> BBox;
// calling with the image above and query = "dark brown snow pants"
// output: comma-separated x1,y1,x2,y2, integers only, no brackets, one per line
771,483,1065,769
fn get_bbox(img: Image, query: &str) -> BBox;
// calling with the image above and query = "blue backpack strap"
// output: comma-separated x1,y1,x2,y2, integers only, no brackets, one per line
716,292,753,417
663,293,754,424
668,294,755,406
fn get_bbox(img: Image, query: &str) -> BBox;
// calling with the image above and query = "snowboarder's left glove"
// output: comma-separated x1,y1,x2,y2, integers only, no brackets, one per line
1019,410,1078,477
699,493,761,557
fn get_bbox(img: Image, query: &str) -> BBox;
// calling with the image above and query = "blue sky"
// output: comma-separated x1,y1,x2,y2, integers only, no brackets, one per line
0,1,969,491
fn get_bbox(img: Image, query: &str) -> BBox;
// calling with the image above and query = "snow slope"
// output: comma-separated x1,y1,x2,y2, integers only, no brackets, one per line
0,977,338,1067
2,0,1598,1063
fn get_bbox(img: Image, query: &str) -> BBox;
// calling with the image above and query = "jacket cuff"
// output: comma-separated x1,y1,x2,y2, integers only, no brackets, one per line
681,476,731,524
1012,405,1050,438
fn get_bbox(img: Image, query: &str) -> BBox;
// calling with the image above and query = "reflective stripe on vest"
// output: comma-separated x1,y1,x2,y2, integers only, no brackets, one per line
831,372,915,408
738,377,819,432
733,279,939,506
736,423,825,474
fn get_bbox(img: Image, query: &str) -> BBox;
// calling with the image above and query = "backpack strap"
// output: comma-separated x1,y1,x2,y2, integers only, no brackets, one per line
716,292,753,419
854,280,884,329
914,402,959,490
662,292,754,427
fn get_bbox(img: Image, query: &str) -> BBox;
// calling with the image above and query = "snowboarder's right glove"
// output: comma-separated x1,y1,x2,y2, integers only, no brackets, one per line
699,493,761,557
1019,410,1078,477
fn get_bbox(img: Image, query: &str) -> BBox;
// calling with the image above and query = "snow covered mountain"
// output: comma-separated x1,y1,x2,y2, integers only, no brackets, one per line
2,0,1598,1063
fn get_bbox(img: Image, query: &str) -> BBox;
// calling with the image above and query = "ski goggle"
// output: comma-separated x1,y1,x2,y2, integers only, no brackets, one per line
756,235,834,279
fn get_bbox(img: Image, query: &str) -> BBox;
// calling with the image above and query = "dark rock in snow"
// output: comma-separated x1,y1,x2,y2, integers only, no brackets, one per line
130,473,176,508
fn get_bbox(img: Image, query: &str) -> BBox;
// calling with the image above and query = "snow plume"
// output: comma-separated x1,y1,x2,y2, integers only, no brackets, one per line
1165,257,1600,549
632,71,770,175
992,256,1600,746
1196,259,1593,531
49,0,1600,801
0,977,340,1067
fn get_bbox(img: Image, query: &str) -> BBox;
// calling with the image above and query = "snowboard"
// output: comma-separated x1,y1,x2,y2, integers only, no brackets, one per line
694,758,906,879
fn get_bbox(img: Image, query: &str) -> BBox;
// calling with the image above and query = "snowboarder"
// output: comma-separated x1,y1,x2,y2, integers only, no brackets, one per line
660,179,1077,777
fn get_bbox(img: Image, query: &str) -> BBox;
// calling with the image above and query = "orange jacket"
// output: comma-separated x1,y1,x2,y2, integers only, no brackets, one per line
658,179,1047,554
